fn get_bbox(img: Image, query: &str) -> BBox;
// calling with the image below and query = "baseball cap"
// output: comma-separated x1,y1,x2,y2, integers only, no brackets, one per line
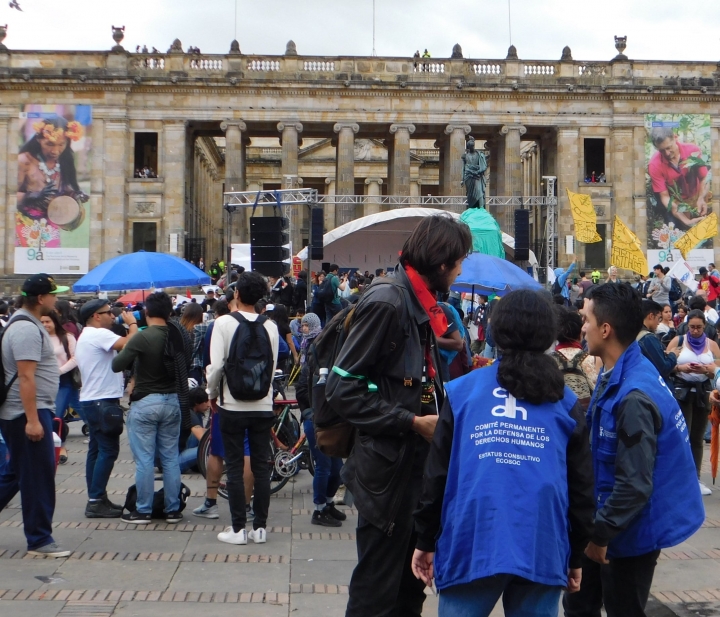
21,273,69,296
699,267,709,275
265,304,276,312
79,299,111,325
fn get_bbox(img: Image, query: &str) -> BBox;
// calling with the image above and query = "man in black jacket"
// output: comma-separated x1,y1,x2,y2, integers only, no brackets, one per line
326,215,472,617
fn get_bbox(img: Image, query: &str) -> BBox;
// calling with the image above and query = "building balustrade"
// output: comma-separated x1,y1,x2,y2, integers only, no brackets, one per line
2,50,718,90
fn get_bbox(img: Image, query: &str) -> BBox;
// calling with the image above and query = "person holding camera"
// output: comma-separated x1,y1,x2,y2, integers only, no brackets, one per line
76,300,138,518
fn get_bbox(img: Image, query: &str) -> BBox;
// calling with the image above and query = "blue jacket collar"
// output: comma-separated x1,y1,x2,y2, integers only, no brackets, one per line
598,341,643,392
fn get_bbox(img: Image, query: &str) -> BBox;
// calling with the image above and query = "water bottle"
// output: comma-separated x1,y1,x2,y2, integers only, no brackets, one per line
115,310,141,325
316,368,329,386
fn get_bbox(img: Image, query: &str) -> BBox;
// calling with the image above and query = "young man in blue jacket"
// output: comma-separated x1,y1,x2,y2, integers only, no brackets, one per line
636,299,677,381
565,283,704,617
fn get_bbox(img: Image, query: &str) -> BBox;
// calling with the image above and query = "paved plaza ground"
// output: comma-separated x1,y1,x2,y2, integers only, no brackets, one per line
1,422,720,617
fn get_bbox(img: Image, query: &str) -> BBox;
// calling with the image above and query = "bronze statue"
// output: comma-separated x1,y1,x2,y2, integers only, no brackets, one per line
461,136,487,209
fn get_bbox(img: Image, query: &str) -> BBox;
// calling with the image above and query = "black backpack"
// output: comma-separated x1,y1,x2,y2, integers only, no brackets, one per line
310,279,412,457
124,483,191,517
222,313,274,403
669,278,682,303
0,315,42,406
316,276,336,303
551,279,562,296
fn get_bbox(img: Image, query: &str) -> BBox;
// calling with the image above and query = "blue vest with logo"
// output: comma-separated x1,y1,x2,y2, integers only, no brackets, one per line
437,363,579,590
589,342,704,558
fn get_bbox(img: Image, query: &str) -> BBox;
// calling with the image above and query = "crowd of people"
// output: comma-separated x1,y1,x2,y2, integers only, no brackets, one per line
0,216,714,617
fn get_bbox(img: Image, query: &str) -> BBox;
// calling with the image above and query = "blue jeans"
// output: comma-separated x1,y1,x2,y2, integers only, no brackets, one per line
0,431,7,476
55,382,82,439
179,433,200,473
0,409,57,550
439,575,561,617
81,399,121,500
303,419,342,506
126,393,182,514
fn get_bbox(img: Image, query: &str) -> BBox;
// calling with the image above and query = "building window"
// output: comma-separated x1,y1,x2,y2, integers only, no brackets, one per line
134,133,158,178
584,139,605,182
133,222,157,252
584,223,606,269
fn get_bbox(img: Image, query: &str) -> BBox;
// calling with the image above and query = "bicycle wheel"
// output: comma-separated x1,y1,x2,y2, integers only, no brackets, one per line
300,443,315,477
197,430,229,500
197,430,211,478
269,437,290,494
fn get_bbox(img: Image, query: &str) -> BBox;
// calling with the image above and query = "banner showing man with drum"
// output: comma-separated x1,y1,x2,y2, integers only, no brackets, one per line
16,104,92,274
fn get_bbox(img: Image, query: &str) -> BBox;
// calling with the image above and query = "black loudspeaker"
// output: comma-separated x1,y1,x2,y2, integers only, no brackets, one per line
250,216,290,276
514,210,530,262
309,208,324,261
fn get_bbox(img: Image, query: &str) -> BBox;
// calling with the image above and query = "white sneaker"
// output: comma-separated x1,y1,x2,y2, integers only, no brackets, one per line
217,527,247,545
248,528,267,544
700,481,712,496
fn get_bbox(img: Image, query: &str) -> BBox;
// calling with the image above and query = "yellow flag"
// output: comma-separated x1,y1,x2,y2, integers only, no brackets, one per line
674,212,719,259
611,215,648,275
566,189,602,243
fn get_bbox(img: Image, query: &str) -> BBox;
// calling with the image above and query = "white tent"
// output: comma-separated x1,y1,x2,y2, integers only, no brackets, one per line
296,208,538,271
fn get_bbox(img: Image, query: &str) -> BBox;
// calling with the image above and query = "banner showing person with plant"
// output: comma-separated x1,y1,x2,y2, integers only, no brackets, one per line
646,114,712,257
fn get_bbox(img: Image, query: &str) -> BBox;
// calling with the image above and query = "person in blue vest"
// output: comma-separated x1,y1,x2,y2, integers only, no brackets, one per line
565,283,704,617
412,289,595,617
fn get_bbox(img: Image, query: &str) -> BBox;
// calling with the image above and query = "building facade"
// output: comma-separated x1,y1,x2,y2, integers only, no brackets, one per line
2,31,720,286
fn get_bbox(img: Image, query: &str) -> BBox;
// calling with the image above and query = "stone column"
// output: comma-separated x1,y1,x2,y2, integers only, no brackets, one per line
501,124,527,198
364,178,383,216
163,120,187,256
389,124,415,196
611,126,637,256
278,122,303,253
442,124,471,196
435,139,445,194
334,122,359,226
104,119,128,259
221,120,248,243
0,118,9,274
557,127,580,266
324,178,336,232
87,118,104,268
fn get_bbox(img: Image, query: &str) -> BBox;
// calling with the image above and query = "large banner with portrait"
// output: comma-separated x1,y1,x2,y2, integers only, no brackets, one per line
645,113,713,269
15,104,92,274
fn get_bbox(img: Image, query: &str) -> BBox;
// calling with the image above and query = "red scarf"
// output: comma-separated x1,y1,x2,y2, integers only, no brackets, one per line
556,341,583,351
405,264,448,338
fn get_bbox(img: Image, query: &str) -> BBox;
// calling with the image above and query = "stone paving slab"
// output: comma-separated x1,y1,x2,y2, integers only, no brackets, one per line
2,423,720,615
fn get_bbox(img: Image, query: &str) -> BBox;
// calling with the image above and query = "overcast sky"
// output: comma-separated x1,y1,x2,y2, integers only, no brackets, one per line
3,0,720,62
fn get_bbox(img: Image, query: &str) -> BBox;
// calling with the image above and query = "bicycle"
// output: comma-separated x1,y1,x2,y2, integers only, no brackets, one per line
269,397,315,494
196,378,315,497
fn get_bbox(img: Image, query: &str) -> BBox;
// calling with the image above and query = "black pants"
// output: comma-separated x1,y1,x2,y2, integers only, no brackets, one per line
563,550,661,617
218,410,274,532
345,445,427,617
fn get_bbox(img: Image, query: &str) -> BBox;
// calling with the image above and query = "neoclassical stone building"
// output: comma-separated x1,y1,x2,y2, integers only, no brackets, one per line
1,30,719,285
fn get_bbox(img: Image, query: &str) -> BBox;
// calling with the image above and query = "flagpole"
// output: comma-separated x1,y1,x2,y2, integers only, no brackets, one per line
372,0,376,56
508,0,512,46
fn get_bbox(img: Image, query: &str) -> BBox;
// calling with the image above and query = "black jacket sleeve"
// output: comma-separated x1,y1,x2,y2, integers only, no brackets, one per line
638,332,677,381
566,401,596,568
414,396,455,552
296,362,311,414
592,390,660,546
326,298,415,436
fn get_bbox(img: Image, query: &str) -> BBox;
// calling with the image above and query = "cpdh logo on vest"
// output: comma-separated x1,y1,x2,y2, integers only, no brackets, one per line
491,388,528,421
